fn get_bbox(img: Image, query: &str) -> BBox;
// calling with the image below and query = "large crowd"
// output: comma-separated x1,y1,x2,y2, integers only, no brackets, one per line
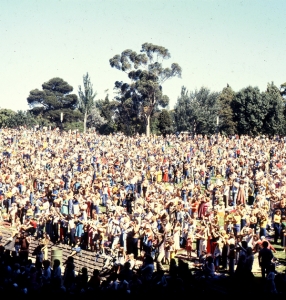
0,127,286,296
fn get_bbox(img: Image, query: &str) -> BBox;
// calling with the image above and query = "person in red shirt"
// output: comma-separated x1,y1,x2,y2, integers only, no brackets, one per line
26,217,37,236
256,236,276,253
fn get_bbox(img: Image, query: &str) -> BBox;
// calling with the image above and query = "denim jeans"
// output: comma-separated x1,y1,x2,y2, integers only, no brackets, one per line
17,184,21,194
260,227,267,238
129,184,135,193
274,223,281,243
29,192,34,204
229,258,235,275
232,192,238,207
181,193,187,202
102,194,108,207
233,224,241,236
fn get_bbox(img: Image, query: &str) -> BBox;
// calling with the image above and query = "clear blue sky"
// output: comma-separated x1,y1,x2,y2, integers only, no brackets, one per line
0,0,285,111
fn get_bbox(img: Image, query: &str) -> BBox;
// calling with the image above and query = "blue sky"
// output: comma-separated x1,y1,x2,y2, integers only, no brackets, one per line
0,0,285,111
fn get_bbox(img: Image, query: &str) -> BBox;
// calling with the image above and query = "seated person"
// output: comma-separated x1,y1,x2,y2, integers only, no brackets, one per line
70,241,82,256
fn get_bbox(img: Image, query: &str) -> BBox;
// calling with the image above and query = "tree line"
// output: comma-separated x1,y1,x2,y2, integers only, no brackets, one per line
0,42,285,136
175,82,286,137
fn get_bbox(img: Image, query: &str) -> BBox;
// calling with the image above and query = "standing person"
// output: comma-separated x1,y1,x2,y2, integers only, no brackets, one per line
259,214,268,238
185,232,193,259
19,232,31,261
111,220,121,250
142,225,153,255
140,255,154,284
232,210,241,237
74,214,85,244
142,178,148,198
245,247,254,275
280,215,286,249
273,210,281,244
213,237,223,273
130,219,140,259
265,264,278,294
52,259,62,283
195,225,207,258
223,181,230,208
40,232,50,260
42,260,52,285
102,183,108,207
228,244,236,276
163,167,169,183
155,233,165,271
126,190,134,214
237,179,246,205
68,215,76,247
258,240,274,279
249,212,257,233
63,261,76,291
232,180,239,208
173,221,181,254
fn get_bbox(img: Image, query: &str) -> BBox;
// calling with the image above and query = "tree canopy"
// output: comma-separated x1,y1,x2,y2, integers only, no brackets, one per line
262,82,284,135
217,84,236,136
232,86,267,136
109,43,182,136
174,86,220,135
27,77,81,127
0,109,37,128
158,109,174,136
3,42,284,136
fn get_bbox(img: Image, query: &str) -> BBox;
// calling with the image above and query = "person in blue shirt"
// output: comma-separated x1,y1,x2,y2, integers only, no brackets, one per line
51,187,59,202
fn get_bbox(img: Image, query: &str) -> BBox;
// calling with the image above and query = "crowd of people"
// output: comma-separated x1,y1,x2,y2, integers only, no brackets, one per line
0,127,286,295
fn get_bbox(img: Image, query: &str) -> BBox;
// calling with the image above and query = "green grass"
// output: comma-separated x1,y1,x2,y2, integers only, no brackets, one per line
273,244,286,273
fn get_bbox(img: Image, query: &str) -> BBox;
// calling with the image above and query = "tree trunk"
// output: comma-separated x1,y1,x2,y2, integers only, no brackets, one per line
83,111,87,134
146,114,150,137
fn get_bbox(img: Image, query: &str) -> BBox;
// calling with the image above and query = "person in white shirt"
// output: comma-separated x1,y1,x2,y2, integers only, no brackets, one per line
111,220,121,250
41,198,50,214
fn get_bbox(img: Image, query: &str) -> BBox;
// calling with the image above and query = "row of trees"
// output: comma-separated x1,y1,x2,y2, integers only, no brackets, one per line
174,82,285,136
0,42,285,136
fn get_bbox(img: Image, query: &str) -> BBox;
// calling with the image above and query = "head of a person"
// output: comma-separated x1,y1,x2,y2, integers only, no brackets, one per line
144,254,154,265
241,241,248,249
53,259,60,268
124,261,131,270
43,260,50,269
262,241,268,248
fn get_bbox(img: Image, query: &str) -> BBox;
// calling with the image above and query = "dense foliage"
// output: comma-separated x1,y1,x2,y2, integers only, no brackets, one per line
27,77,81,128
109,43,182,136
